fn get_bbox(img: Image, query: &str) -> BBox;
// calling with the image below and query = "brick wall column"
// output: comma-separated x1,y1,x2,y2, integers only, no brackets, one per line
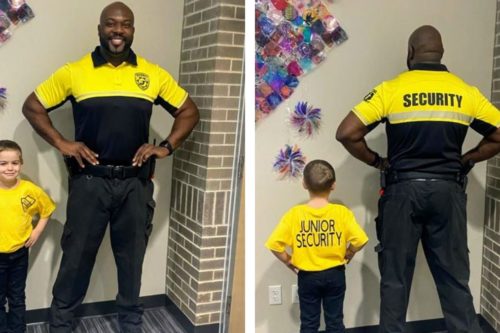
166,0,244,329
481,2,500,330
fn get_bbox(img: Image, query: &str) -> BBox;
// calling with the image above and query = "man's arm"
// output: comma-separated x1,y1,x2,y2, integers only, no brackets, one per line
462,127,500,169
132,96,200,166
336,111,386,169
22,92,98,167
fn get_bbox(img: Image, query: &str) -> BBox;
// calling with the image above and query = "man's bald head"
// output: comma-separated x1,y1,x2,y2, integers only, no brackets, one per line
407,25,444,68
100,2,134,24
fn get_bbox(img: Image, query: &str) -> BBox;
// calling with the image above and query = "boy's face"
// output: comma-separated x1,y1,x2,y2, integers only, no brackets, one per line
0,149,22,185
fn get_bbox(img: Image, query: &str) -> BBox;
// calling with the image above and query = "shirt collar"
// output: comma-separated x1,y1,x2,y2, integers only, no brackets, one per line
409,63,448,72
91,46,138,67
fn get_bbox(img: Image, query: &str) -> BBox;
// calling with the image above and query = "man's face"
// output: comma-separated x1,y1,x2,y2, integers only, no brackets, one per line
98,8,134,55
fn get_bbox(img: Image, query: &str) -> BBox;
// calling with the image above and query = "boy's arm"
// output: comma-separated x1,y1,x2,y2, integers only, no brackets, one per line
345,243,367,264
25,216,50,248
271,250,298,274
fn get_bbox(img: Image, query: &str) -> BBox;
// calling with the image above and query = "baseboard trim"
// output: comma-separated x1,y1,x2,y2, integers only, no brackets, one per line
316,314,495,333
478,314,497,333
165,297,219,333
26,294,219,333
338,318,446,333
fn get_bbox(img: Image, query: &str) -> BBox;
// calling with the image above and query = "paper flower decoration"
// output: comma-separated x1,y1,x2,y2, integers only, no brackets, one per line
290,101,321,137
0,87,6,110
255,0,347,120
273,144,306,179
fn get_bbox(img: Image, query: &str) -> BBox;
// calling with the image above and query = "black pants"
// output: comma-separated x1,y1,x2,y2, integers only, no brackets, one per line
0,247,28,333
49,175,155,333
376,180,482,333
298,266,346,333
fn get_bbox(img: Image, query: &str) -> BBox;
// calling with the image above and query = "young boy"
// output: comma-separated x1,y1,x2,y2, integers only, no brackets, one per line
265,159,368,333
0,140,55,333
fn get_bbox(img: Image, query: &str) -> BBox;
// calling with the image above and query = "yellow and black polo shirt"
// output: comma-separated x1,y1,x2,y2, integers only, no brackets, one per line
353,63,500,174
35,47,188,164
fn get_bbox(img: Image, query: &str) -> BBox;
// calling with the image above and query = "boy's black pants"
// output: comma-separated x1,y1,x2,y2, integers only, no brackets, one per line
298,265,346,333
0,247,28,333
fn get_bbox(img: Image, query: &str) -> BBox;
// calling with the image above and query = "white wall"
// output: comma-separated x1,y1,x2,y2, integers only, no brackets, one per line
0,0,184,310
255,0,496,331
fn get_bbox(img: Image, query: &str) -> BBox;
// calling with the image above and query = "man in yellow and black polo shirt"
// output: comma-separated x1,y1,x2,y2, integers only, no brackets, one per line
336,25,500,333
22,2,199,332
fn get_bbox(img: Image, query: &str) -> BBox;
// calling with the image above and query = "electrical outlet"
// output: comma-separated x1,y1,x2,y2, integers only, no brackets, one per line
268,285,282,305
291,284,299,303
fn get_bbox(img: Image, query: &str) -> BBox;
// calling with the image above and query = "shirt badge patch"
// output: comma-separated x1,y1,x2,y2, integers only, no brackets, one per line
21,195,35,212
363,89,377,102
135,72,150,90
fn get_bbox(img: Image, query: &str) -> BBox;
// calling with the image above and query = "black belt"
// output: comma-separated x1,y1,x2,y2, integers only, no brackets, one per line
385,171,464,186
78,164,144,179
65,157,153,179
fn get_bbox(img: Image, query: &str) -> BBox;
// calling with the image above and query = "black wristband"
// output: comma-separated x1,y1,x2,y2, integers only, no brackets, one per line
158,139,174,156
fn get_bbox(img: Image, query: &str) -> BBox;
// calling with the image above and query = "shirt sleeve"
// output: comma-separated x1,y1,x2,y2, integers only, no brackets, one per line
265,210,293,253
344,209,369,249
470,86,500,136
154,66,188,114
352,82,387,126
34,64,72,110
35,187,56,218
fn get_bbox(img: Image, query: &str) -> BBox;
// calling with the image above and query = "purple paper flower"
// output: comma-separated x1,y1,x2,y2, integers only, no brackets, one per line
0,87,6,110
290,101,321,137
273,144,306,179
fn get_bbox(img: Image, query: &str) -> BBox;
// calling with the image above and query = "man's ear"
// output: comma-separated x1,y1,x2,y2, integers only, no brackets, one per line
331,182,336,191
407,45,415,61
302,180,308,190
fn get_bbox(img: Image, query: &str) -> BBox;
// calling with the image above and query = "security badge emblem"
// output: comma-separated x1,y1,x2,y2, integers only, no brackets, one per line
363,89,377,102
135,72,150,90
21,195,35,212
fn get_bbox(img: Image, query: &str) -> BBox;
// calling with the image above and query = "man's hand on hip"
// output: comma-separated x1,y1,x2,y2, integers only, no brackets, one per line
132,143,170,166
58,140,99,168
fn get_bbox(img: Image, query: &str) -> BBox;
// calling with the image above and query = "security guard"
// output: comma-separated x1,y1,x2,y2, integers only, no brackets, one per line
336,25,500,333
22,2,199,333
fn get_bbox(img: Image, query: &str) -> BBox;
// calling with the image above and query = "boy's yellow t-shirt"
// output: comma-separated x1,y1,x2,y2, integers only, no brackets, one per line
265,203,368,271
0,180,56,253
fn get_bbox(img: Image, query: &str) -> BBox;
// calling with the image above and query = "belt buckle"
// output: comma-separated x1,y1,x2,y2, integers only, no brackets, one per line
110,165,125,179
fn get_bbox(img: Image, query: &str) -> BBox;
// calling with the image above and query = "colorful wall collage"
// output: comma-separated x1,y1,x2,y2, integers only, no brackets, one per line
0,0,34,46
255,0,347,121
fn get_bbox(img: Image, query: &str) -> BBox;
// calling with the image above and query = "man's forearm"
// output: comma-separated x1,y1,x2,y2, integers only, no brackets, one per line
168,97,200,148
22,93,66,150
336,111,381,167
463,137,500,164
338,137,379,166
462,128,500,165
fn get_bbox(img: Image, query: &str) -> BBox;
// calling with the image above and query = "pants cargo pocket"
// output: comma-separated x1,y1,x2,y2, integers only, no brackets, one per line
374,243,385,274
145,199,155,245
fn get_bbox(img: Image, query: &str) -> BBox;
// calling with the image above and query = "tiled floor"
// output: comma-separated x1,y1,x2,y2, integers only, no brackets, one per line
26,307,187,333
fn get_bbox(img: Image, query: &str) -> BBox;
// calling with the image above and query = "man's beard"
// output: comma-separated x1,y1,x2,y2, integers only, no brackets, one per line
99,34,132,56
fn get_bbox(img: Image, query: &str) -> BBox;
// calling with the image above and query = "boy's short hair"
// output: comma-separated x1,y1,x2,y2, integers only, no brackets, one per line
0,139,23,163
303,160,336,193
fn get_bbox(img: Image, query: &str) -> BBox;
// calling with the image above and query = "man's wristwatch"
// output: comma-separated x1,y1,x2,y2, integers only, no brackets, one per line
158,139,175,156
